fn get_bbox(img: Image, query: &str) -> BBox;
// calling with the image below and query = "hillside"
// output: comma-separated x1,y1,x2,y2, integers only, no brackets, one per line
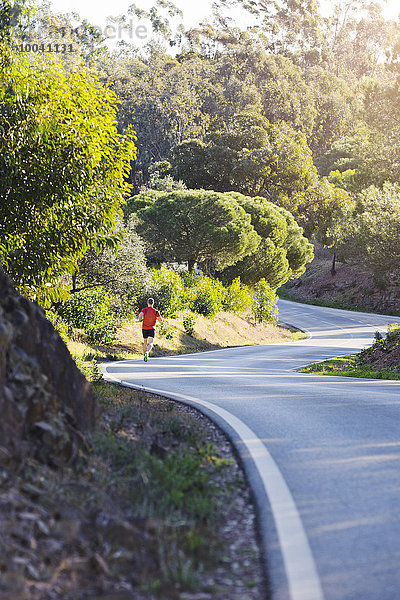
69,310,304,367
282,253,400,315
359,327,400,371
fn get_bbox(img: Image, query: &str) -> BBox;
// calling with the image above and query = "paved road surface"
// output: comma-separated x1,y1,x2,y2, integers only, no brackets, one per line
103,300,400,600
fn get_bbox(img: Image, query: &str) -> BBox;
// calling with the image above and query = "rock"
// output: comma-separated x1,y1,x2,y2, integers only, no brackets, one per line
0,268,97,464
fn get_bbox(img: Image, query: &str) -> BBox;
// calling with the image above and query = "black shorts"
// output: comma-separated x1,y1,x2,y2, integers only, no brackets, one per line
142,328,155,339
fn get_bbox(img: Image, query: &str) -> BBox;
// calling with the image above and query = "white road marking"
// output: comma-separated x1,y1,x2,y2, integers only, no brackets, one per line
103,364,325,600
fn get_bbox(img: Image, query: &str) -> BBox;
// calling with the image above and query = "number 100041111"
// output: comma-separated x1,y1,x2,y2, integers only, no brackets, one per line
13,43,76,53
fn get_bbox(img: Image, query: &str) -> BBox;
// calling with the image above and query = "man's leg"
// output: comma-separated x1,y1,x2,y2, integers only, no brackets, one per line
143,338,148,355
146,336,154,355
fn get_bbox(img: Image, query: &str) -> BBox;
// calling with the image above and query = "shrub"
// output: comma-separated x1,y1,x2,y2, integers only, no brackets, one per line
158,321,175,340
183,312,196,336
189,276,224,318
135,267,184,318
58,287,116,345
45,309,69,344
222,277,252,314
252,279,278,324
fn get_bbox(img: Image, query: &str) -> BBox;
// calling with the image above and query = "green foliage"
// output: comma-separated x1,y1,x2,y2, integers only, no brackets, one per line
92,399,231,523
158,321,175,340
219,193,314,288
76,217,150,319
132,189,260,272
222,277,252,314
170,113,318,204
45,309,69,344
252,279,278,324
336,183,400,282
299,342,400,380
0,54,137,300
298,178,355,243
5,0,400,311
151,268,185,317
59,288,117,345
188,277,225,318
135,267,184,318
113,47,210,176
183,312,196,336
73,355,103,382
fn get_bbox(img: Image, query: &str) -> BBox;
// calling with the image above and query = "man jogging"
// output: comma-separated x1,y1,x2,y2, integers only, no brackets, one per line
138,298,163,362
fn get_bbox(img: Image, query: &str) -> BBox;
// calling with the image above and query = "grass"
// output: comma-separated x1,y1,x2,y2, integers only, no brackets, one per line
299,355,400,379
300,357,400,379
0,382,266,599
299,325,400,380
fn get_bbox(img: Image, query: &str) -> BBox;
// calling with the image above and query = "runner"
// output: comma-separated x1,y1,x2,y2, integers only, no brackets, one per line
138,298,163,362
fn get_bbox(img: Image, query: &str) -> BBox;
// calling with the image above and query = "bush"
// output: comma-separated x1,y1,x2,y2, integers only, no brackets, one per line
183,312,196,336
252,279,278,324
188,276,224,318
135,267,184,318
58,287,117,345
45,309,69,344
158,321,175,340
222,277,252,314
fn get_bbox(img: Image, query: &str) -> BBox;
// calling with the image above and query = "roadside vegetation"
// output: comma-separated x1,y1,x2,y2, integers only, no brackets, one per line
0,382,266,599
69,310,304,375
300,325,400,380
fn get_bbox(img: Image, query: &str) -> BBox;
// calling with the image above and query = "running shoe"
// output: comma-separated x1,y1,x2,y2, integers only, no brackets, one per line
144,353,148,362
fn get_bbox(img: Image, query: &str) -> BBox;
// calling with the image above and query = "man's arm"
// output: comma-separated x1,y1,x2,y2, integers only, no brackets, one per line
157,314,163,324
138,310,144,322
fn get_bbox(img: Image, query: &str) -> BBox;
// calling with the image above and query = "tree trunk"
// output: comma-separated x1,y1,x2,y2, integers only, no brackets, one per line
188,259,195,273
331,253,337,277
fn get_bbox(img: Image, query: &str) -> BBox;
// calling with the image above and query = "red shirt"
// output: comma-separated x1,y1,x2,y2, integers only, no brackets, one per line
141,306,160,329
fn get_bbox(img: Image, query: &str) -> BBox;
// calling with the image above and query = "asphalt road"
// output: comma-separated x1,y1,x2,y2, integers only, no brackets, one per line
103,300,400,600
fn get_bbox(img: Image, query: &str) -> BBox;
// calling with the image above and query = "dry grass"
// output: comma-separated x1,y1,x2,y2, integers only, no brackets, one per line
116,310,303,358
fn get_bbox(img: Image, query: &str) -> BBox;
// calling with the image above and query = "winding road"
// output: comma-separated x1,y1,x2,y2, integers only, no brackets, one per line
103,300,400,600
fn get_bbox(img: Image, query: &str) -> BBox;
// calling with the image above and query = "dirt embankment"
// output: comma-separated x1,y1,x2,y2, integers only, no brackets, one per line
359,329,400,370
282,254,400,315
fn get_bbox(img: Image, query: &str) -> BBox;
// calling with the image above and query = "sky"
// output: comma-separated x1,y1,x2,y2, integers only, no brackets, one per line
47,0,400,41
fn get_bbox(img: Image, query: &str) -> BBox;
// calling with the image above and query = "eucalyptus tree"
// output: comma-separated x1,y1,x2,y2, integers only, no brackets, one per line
169,112,318,206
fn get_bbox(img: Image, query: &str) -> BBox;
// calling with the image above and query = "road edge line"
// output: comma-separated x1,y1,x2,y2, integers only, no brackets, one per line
102,365,325,600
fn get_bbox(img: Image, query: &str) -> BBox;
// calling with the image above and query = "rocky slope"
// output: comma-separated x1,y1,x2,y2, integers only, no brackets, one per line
0,268,96,466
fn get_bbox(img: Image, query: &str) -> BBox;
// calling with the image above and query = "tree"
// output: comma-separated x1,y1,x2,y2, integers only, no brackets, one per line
0,0,29,68
212,0,323,59
170,113,318,205
0,55,137,300
360,77,400,186
305,66,355,160
299,178,354,275
318,77,400,192
109,46,212,178
131,189,260,272
340,183,400,284
72,217,150,306
219,193,314,288
323,1,397,80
